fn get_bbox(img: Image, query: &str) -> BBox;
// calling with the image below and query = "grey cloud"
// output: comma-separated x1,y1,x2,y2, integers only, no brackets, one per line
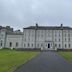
0,0,72,30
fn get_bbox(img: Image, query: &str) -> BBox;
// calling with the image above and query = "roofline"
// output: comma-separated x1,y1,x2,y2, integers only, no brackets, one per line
23,26,72,30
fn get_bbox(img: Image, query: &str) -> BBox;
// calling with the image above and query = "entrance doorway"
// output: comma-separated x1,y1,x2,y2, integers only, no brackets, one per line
48,43,50,48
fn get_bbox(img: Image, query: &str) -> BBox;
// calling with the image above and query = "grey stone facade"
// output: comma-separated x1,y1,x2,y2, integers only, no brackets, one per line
0,24,72,50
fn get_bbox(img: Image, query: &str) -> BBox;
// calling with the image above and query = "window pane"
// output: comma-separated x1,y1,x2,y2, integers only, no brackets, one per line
65,44,66,48
69,44,70,48
59,39,60,42
16,42,18,47
1,43,2,46
55,44,57,47
24,44,26,47
28,43,29,47
59,44,60,48
10,42,12,47
68,38,70,42
31,44,33,47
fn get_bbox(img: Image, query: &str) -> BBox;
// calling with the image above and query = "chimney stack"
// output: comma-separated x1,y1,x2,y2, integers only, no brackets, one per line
36,23,38,27
61,23,63,27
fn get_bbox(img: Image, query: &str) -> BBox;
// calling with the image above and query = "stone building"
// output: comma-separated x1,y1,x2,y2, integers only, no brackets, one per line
0,24,72,50
23,24,72,50
0,26,23,49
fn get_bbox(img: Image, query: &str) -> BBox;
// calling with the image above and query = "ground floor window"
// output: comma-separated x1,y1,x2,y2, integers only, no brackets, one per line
28,43,30,47
48,43,50,48
16,42,18,47
65,44,66,48
55,44,57,47
31,44,33,47
10,42,12,47
37,44,39,48
24,44,26,47
1,40,2,47
69,44,70,48
1,43,2,47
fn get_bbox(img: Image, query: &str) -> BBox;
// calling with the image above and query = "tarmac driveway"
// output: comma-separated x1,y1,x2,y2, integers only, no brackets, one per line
14,52,72,72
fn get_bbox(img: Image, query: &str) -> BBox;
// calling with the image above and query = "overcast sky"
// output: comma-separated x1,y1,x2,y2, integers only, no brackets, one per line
0,0,72,30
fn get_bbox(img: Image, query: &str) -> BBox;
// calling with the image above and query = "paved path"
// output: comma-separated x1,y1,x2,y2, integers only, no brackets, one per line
14,52,72,72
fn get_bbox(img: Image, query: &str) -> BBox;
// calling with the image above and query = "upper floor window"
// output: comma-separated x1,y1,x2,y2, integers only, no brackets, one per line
24,38,26,41
55,34,57,37
59,44,61,48
41,34,43,37
65,38,66,41
65,34,66,36
48,34,51,37
1,34,4,37
41,30,43,33
59,34,60,37
68,30,70,32
68,38,70,42
59,39,60,42
25,33,26,36
32,34,34,37
55,39,57,42
55,44,57,47
68,34,70,37
41,43,43,47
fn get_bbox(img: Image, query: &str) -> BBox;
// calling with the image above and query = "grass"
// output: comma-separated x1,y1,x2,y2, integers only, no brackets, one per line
58,52,72,62
0,49,39,72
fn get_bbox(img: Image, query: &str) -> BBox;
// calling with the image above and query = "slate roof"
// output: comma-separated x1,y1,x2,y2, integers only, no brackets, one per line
24,26,72,30
0,26,23,35
6,32,23,35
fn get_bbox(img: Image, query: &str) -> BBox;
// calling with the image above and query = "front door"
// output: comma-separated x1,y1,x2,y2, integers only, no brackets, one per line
48,43,50,48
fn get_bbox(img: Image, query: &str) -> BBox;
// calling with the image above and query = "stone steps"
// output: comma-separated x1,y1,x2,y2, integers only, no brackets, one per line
41,48,57,51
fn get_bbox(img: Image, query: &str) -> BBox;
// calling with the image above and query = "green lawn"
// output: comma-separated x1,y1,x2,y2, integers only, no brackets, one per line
0,49,39,72
58,52,72,62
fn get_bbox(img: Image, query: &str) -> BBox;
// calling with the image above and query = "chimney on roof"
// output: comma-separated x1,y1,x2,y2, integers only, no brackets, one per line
0,26,2,29
11,28,13,31
61,23,63,27
18,30,20,31
6,26,10,29
35,23,38,30
36,23,38,27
